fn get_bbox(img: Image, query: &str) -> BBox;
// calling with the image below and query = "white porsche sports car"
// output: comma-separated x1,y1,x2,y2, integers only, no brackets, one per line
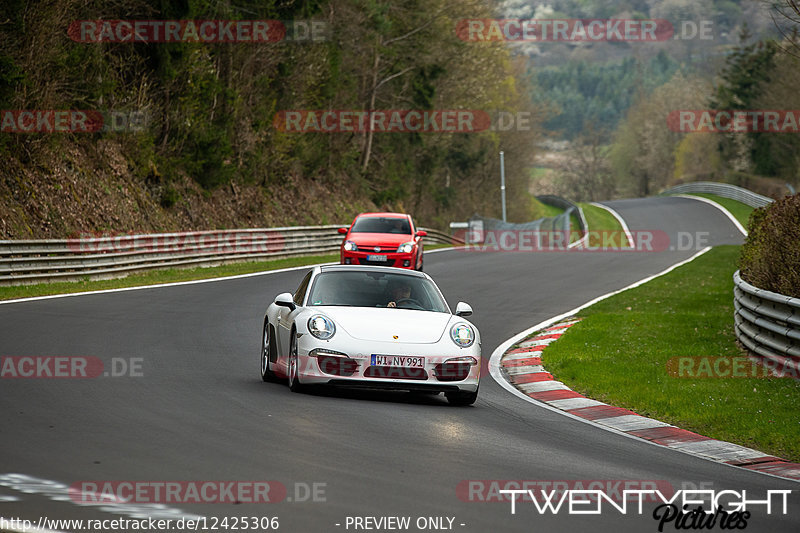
260,265,480,405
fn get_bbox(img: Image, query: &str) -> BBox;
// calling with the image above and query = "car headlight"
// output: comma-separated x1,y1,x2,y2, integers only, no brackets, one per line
397,241,414,253
308,315,336,340
450,323,475,348
343,241,357,252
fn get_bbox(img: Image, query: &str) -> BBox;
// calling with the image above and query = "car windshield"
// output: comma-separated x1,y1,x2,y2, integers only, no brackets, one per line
307,271,449,313
350,216,411,234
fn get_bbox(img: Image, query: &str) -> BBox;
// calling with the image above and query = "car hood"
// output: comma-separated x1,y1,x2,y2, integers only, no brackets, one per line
314,307,450,344
347,233,414,248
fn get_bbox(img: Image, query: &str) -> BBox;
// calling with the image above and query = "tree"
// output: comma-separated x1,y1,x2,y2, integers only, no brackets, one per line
610,72,709,196
709,24,777,176
553,124,616,201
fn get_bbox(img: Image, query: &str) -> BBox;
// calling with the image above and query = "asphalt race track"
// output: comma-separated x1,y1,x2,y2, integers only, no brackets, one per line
1,197,797,533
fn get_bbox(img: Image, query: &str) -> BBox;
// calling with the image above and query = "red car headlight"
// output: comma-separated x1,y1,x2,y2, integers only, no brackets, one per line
396,242,414,253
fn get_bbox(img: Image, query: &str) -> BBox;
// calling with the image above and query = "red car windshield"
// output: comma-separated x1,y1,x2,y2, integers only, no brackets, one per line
350,217,411,234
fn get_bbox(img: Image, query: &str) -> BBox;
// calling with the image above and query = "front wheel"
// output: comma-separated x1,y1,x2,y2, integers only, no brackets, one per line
287,332,304,393
446,386,478,406
260,322,277,382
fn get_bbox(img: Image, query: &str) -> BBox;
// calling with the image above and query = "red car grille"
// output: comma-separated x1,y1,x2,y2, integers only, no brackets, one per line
363,366,428,380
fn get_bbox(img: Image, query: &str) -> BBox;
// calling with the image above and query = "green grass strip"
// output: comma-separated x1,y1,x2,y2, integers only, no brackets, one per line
578,202,629,248
539,202,565,219
542,245,800,461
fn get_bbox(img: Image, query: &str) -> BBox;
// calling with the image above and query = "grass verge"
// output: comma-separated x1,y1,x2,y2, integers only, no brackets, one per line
684,193,754,228
0,253,340,301
541,245,800,461
530,195,564,219
577,202,629,247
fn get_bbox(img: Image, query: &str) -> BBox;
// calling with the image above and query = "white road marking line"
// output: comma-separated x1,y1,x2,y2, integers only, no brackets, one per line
568,205,590,250
0,263,337,306
424,246,458,254
487,245,799,482
0,245,462,307
672,194,748,237
590,202,634,248
0,473,202,522
489,246,713,395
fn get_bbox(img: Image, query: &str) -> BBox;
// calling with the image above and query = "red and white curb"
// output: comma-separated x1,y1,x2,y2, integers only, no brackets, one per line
498,318,800,482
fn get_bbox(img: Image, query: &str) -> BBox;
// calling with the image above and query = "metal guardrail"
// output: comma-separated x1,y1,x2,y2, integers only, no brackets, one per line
537,195,588,248
535,194,576,212
0,225,461,285
457,196,588,246
536,195,588,234
733,270,800,373
660,182,774,208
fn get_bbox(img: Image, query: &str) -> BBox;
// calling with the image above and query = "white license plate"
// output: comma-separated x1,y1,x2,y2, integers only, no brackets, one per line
371,355,424,368
366,254,387,262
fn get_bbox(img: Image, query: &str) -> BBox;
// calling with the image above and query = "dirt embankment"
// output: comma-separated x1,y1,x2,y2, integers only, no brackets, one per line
1,139,374,240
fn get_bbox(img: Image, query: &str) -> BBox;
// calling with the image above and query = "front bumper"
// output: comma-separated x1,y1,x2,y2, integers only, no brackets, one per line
296,335,480,392
340,250,417,269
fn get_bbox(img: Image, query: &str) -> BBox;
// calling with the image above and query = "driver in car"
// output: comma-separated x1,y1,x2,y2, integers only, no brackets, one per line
386,282,412,308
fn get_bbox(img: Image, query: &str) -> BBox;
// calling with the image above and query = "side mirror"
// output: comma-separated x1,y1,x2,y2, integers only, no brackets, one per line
337,227,348,234
455,302,473,317
274,292,296,311
416,230,427,237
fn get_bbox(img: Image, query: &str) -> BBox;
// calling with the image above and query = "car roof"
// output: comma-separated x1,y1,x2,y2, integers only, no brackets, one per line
318,264,427,278
354,212,410,219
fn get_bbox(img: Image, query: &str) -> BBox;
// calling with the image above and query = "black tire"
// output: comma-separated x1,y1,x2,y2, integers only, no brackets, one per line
416,256,423,271
287,331,304,393
260,321,277,382
446,387,478,406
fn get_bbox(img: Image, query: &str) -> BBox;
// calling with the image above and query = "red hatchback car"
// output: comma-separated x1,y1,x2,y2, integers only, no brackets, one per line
338,213,427,270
